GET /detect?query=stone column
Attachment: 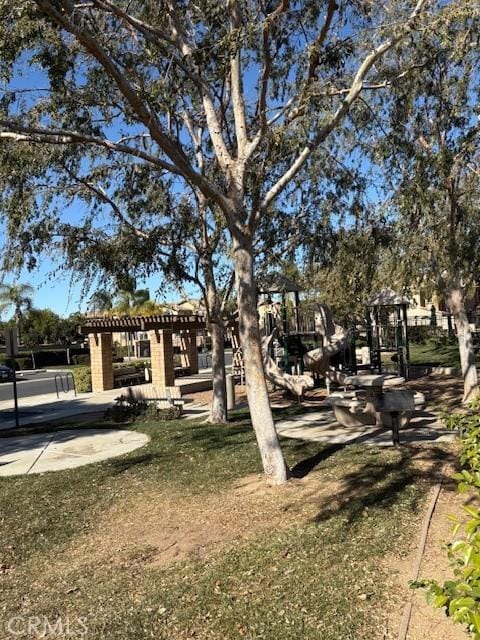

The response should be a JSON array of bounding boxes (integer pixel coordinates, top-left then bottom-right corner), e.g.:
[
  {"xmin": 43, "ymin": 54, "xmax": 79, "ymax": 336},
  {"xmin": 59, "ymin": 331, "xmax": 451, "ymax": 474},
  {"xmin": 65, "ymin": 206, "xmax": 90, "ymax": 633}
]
[
  {"xmin": 89, "ymin": 333, "xmax": 114, "ymax": 392},
  {"xmin": 179, "ymin": 331, "xmax": 199, "ymax": 374},
  {"xmin": 149, "ymin": 329, "xmax": 175, "ymax": 387}
]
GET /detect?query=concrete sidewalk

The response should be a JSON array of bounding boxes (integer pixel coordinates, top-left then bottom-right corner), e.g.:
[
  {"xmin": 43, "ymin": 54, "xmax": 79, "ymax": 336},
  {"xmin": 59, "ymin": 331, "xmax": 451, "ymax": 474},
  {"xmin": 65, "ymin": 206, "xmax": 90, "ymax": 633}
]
[
  {"xmin": 0, "ymin": 373, "xmax": 212, "ymax": 430},
  {"xmin": 0, "ymin": 428, "xmax": 150, "ymax": 476},
  {"xmin": 275, "ymin": 408, "xmax": 456, "ymax": 447}
]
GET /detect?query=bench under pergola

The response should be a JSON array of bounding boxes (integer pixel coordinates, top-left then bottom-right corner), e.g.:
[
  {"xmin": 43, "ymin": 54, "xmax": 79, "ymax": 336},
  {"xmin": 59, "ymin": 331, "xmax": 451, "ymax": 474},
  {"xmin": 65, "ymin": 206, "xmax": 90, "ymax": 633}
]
[{"xmin": 80, "ymin": 315, "xmax": 206, "ymax": 392}]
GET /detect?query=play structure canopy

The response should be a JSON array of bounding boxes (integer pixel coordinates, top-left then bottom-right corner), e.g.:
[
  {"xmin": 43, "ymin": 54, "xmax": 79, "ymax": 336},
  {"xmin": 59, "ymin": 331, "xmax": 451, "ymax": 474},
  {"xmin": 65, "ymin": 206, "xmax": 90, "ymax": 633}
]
[
  {"xmin": 257, "ymin": 274, "xmax": 303, "ymax": 294},
  {"xmin": 366, "ymin": 288, "xmax": 410, "ymax": 307}
]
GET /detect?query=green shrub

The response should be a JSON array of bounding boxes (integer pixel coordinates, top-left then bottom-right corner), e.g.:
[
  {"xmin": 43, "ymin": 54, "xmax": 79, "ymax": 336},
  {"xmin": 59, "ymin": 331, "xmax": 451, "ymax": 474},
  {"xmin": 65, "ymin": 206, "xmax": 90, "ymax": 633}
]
[
  {"xmin": 430, "ymin": 333, "xmax": 459, "ymax": 348},
  {"xmin": 16, "ymin": 357, "xmax": 33, "ymax": 370},
  {"xmin": 113, "ymin": 344, "xmax": 129, "ymax": 357},
  {"xmin": 0, "ymin": 355, "xmax": 33, "ymax": 370},
  {"xmin": 72, "ymin": 354, "xmax": 90, "ymax": 365},
  {"xmin": 105, "ymin": 394, "xmax": 181, "ymax": 423},
  {"xmin": 414, "ymin": 400, "xmax": 480, "ymax": 637},
  {"xmin": 408, "ymin": 326, "xmax": 445, "ymax": 344},
  {"xmin": 132, "ymin": 359, "xmax": 150, "ymax": 372},
  {"xmin": 72, "ymin": 366, "xmax": 92, "ymax": 393}
]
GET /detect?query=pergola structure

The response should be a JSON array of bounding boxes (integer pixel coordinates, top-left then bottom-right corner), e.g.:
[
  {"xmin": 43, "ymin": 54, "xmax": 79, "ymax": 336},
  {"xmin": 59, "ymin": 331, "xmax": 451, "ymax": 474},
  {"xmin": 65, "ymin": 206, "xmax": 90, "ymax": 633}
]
[{"xmin": 80, "ymin": 315, "xmax": 206, "ymax": 392}]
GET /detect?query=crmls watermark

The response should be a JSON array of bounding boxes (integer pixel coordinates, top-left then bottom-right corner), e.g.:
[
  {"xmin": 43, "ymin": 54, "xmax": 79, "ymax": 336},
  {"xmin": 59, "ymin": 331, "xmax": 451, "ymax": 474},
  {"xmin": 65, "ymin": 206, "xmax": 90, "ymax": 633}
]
[{"xmin": 5, "ymin": 615, "xmax": 88, "ymax": 638}]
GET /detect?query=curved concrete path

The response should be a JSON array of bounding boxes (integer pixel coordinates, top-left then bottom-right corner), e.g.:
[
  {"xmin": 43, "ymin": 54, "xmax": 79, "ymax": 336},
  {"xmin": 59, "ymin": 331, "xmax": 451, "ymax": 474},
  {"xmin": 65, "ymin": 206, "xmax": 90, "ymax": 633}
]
[
  {"xmin": 275, "ymin": 408, "xmax": 456, "ymax": 446},
  {"xmin": 0, "ymin": 429, "xmax": 149, "ymax": 477}
]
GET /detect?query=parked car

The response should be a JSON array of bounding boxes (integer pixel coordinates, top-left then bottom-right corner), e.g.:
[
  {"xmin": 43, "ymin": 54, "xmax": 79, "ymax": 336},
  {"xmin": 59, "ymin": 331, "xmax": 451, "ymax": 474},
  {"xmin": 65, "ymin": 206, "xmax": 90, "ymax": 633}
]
[{"xmin": 0, "ymin": 364, "xmax": 14, "ymax": 381}]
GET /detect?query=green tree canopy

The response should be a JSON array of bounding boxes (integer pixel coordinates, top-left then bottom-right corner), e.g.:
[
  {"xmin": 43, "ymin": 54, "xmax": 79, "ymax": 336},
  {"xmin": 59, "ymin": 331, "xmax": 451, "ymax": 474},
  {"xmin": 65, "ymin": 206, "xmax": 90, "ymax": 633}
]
[{"xmin": 0, "ymin": 0, "xmax": 461, "ymax": 482}]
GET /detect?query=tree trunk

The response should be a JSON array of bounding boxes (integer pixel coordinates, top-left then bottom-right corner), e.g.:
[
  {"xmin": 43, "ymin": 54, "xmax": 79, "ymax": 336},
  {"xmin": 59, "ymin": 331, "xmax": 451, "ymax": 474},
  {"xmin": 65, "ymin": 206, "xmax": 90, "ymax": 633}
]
[
  {"xmin": 209, "ymin": 317, "xmax": 227, "ymax": 423},
  {"xmin": 447, "ymin": 286, "xmax": 479, "ymax": 403},
  {"xmin": 232, "ymin": 232, "xmax": 289, "ymax": 485},
  {"xmin": 15, "ymin": 309, "xmax": 21, "ymax": 345},
  {"xmin": 202, "ymin": 256, "xmax": 228, "ymax": 423}
]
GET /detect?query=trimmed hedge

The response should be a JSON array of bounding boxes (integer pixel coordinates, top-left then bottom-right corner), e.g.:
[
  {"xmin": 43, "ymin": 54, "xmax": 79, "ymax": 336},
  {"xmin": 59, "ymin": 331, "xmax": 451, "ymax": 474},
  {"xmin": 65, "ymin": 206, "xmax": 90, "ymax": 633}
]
[
  {"xmin": 0, "ymin": 355, "xmax": 33, "ymax": 370},
  {"xmin": 0, "ymin": 348, "xmax": 90, "ymax": 368},
  {"xmin": 72, "ymin": 366, "xmax": 92, "ymax": 393}
]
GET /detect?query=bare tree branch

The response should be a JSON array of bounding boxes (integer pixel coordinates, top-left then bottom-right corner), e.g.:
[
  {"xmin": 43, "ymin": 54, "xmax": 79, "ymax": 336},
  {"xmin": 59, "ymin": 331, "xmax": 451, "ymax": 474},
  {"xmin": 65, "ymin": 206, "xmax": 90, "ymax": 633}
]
[{"xmin": 0, "ymin": 123, "xmax": 177, "ymax": 171}]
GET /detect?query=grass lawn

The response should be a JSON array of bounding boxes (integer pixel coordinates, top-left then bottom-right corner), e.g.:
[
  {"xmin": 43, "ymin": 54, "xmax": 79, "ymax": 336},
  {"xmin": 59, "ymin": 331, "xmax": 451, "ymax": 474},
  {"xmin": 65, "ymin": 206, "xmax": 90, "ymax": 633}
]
[
  {"xmin": 409, "ymin": 339, "xmax": 480, "ymax": 368},
  {"xmin": 409, "ymin": 341, "xmax": 460, "ymax": 367},
  {"xmin": 0, "ymin": 409, "xmax": 451, "ymax": 639}
]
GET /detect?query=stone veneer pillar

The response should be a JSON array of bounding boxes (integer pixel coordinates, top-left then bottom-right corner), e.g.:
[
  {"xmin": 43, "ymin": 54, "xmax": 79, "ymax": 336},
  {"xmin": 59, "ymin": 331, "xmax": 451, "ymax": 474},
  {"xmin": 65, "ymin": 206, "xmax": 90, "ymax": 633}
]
[
  {"xmin": 149, "ymin": 329, "xmax": 175, "ymax": 387},
  {"xmin": 89, "ymin": 333, "xmax": 114, "ymax": 392},
  {"xmin": 179, "ymin": 331, "xmax": 199, "ymax": 374}
]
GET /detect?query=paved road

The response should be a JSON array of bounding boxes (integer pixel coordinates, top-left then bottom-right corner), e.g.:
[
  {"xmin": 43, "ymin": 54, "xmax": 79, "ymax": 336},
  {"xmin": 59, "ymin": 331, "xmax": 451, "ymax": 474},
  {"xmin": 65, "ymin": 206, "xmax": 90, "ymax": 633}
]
[
  {"xmin": 0, "ymin": 350, "xmax": 233, "ymax": 405},
  {"xmin": 0, "ymin": 371, "xmax": 71, "ymax": 403}
]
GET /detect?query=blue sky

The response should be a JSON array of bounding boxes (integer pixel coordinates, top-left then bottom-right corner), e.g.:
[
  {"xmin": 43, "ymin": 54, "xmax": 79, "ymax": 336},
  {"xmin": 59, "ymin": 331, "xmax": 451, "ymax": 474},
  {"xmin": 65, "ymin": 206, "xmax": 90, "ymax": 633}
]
[
  {"xmin": 1, "ymin": 11, "xmax": 379, "ymax": 317},
  {"xmin": 1, "ymin": 62, "xmax": 202, "ymax": 316},
  {"xmin": 7, "ymin": 262, "xmax": 186, "ymax": 316}
]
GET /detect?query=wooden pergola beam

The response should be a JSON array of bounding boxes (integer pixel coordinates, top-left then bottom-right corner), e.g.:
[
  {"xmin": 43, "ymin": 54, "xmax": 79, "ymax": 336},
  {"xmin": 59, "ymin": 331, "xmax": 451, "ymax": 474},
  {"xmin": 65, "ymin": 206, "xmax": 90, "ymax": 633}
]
[{"xmin": 79, "ymin": 314, "xmax": 206, "ymax": 334}]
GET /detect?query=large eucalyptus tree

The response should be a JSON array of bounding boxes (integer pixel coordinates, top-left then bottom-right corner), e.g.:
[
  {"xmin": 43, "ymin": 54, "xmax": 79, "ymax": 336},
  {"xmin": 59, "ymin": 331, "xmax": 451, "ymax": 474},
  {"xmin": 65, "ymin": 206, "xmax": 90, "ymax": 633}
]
[
  {"xmin": 0, "ymin": 0, "xmax": 452, "ymax": 482},
  {"xmin": 374, "ymin": 10, "xmax": 480, "ymax": 402}
]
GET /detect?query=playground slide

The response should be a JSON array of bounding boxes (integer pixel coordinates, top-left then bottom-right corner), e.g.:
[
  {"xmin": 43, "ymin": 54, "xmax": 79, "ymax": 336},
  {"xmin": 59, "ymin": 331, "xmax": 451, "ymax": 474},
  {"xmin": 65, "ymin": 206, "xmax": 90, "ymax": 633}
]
[
  {"xmin": 261, "ymin": 333, "xmax": 314, "ymax": 398},
  {"xmin": 260, "ymin": 304, "xmax": 351, "ymax": 396},
  {"xmin": 303, "ymin": 304, "xmax": 352, "ymax": 384},
  {"xmin": 303, "ymin": 330, "xmax": 351, "ymax": 384}
]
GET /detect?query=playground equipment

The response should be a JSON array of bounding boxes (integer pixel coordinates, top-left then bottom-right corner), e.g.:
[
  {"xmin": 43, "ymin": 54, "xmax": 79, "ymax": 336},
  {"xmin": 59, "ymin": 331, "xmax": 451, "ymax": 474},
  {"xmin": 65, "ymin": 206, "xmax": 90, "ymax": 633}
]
[
  {"xmin": 261, "ymin": 332, "xmax": 314, "ymax": 397},
  {"xmin": 231, "ymin": 276, "xmax": 414, "ymax": 403},
  {"xmin": 365, "ymin": 288, "xmax": 410, "ymax": 378},
  {"xmin": 303, "ymin": 304, "xmax": 353, "ymax": 383},
  {"xmin": 259, "ymin": 302, "xmax": 355, "ymax": 396}
]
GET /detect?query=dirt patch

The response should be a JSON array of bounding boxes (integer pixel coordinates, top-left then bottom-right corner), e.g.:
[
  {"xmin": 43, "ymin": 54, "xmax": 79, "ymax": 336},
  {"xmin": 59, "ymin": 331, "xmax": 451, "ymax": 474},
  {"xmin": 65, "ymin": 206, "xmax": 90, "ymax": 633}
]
[
  {"xmin": 54, "ymin": 445, "xmax": 456, "ymax": 581},
  {"xmin": 183, "ymin": 384, "xmax": 328, "ymax": 413},
  {"xmin": 386, "ymin": 471, "xmax": 472, "ymax": 640},
  {"xmin": 61, "ymin": 473, "xmax": 336, "ymax": 570}
]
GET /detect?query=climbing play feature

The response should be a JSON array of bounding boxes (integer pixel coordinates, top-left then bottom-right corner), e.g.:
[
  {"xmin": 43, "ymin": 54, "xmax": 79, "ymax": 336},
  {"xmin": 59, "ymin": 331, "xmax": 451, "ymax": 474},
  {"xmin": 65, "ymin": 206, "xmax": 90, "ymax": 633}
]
[
  {"xmin": 261, "ymin": 333, "xmax": 314, "ymax": 397},
  {"xmin": 260, "ymin": 303, "xmax": 354, "ymax": 397},
  {"xmin": 303, "ymin": 304, "xmax": 353, "ymax": 383},
  {"xmin": 365, "ymin": 288, "xmax": 411, "ymax": 378}
]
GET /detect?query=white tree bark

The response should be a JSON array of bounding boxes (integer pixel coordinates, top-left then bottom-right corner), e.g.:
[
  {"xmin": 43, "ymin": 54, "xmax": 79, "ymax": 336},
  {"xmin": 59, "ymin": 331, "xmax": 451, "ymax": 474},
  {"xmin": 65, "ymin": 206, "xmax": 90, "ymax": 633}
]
[
  {"xmin": 447, "ymin": 286, "xmax": 479, "ymax": 403},
  {"xmin": 232, "ymin": 232, "xmax": 288, "ymax": 484}
]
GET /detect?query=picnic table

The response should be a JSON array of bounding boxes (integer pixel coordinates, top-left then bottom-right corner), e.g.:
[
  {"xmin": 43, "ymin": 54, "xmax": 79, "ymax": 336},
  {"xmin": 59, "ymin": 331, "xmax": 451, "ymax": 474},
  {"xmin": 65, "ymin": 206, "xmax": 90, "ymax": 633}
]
[{"xmin": 326, "ymin": 374, "xmax": 417, "ymax": 445}]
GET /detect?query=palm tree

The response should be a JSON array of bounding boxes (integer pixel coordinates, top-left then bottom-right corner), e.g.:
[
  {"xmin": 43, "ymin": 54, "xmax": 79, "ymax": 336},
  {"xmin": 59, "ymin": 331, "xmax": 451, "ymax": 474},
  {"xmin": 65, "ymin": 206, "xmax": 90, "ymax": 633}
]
[
  {"xmin": 114, "ymin": 288, "xmax": 150, "ymax": 315},
  {"xmin": 113, "ymin": 287, "xmax": 151, "ymax": 358},
  {"xmin": 0, "ymin": 283, "xmax": 34, "ymax": 344}
]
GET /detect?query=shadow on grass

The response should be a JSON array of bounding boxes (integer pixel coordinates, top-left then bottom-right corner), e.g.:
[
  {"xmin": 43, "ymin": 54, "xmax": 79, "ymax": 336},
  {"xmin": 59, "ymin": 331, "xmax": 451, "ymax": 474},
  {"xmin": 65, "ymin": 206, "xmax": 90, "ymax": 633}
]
[
  {"xmin": 307, "ymin": 445, "xmax": 456, "ymax": 526},
  {"xmin": 108, "ymin": 453, "xmax": 158, "ymax": 473},
  {"xmin": 290, "ymin": 443, "xmax": 347, "ymax": 479}
]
